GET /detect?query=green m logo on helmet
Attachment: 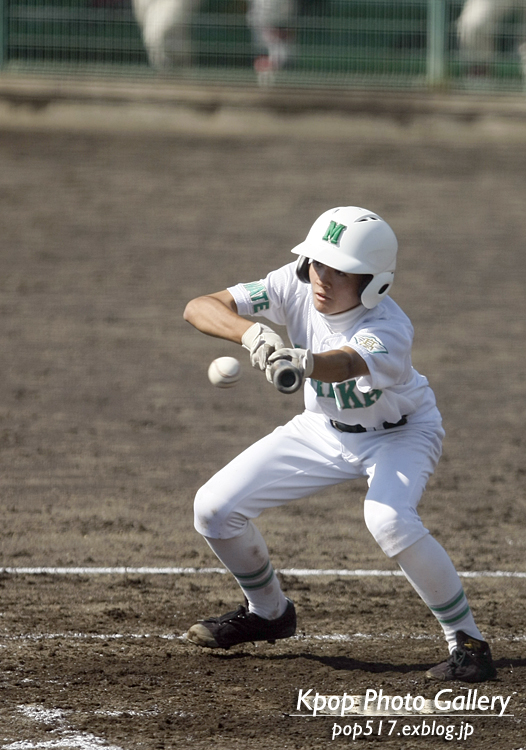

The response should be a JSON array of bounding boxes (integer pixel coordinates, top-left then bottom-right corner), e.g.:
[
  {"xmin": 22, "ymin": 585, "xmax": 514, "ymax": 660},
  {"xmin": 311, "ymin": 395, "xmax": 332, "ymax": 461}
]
[{"xmin": 322, "ymin": 220, "xmax": 347, "ymax": 245}]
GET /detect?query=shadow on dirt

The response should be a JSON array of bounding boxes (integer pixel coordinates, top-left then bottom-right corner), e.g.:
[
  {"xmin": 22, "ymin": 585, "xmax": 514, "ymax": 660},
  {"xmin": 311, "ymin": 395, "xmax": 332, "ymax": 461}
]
[{"xmin": 204, "ymin": 649, "xmax": 431, "ymax": 674}]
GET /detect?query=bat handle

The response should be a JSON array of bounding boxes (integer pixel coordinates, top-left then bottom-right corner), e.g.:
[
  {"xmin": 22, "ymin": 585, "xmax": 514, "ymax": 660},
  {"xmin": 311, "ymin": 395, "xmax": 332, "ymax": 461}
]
[{"xmin": 269, "ymin": 359, "xmax": 303, "ymax": 394}]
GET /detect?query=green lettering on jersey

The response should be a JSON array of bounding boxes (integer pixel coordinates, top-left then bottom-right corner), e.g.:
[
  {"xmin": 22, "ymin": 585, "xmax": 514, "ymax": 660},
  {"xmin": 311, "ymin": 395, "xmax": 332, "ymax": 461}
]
[
  {"xmin": 335, "ymin": 380, "xmax": 365, "ymax": 409},
  {"xmin": 322, "ymin": 221, "xmax": 347, "ymax": 245},
  {"xmin": 362, "ymin": 389, "xmax": 383, "ymax": 407},
  {"xmin": 243, "ymin": 281, "xmax": 270, "ymax": 312},
  {"xmin": 314, "ymin": 379, "xmax": 324, "ymax": 397},
  {"xmin": 311, "ymin": 378, "xmax": 382, "ymax": 409},
  {"xmin": 310, "ymin": 379, "xmax": 335, "ymax": 399},
  {"xmin": 336, "ymin": 381, "xmax": 384, "ymax": 410}
]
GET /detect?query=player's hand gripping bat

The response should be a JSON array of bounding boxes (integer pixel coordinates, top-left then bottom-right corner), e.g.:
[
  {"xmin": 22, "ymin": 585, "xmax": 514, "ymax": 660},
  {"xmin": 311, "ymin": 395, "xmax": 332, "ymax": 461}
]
[
  {"xmin": 267, "ymin": 348, "xmax": 314, "ymax": 394},
  {"xmin": 241, "ymin": 322, "xmax": 285, "ymax": 370}
]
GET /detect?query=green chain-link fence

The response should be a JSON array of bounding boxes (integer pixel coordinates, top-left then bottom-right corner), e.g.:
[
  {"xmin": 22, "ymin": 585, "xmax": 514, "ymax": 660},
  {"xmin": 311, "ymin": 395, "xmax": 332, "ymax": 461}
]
[{"xmin": 0, "ymin": 0, "xmax": 525, "ymax": 90}]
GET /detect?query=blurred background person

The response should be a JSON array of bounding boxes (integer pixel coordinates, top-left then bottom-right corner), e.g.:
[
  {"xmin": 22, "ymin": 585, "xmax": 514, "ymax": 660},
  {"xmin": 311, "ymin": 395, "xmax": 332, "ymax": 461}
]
[
  {"xmin": 132, "ymin": 0, "xmax": 197, "ymax": 68},
  {"xmin": 457, "ymin": 0, "xmax": 526, "ymax": 77},
  {"xmin": 132, "ymin": 0, "xmax": 297, "ymax": 80}
]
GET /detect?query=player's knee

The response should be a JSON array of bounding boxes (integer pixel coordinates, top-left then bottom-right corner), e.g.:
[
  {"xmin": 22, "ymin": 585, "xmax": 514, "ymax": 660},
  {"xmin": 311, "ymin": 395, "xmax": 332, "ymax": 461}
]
[
  {"xmin": 194, "ymin": 484, "xmax": 222, "ymax": 536},
  {"xmin": 364, "ymin": 502, "xmax": 395, "ymax": 548},
  {"xmin": 364, "ymin": 500, "xmax": 426, "ymax": 557},
  {"xmin": 193, "ymin": 483, "xmax": 246, "ymax": 539}
]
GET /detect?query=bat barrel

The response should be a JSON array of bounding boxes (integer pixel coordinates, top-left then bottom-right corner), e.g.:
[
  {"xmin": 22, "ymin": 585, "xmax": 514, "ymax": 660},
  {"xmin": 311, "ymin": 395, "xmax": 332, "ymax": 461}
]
[{"xmin": 269, "ymin": 359, "xmax": 303, "ymax": 394}]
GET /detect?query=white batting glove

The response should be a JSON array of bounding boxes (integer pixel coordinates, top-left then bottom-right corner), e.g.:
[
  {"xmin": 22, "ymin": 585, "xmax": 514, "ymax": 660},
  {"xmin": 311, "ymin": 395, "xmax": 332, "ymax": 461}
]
[
  {"xmin": 266, "ymin": 347, "xmax": 314, "ymax": 384},
  {"xmin": 241, "ymin": 322, "xmax": 285, "ymax": 371}
]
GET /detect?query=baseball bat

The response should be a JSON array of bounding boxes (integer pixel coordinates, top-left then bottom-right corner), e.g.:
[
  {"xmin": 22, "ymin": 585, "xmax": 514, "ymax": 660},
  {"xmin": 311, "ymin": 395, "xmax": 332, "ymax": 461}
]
[{"xmin": 269, "ymin": 359, "xmax": 303, "ymax": 394}]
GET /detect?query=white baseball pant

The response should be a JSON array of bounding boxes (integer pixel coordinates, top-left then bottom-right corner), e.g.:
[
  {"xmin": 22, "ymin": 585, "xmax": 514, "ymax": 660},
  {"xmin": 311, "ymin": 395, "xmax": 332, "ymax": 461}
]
[{"xmin": 194, "ymin": 409, "xmax": 444, "ymax": 558}]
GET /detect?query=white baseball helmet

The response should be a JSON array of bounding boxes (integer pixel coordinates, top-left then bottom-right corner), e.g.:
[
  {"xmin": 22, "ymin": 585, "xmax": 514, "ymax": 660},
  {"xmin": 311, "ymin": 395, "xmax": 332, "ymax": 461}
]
[{"xmin": 291, "ymin": 206, "xmax": 398, "ymax": 309}]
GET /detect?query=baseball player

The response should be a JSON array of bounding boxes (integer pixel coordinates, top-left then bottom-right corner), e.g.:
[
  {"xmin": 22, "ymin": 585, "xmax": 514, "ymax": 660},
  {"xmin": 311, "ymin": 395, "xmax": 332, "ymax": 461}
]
[
  {"xmin": 457, "ymin": 0, "xmax": 526, "ymax": 76},
  {"xmin": 183, "ymin": 206, "xmax": 497, "ymax": 683},
  {"xmin": 132, "ymin": 0, "xmax": 295, "ymax": 80}
]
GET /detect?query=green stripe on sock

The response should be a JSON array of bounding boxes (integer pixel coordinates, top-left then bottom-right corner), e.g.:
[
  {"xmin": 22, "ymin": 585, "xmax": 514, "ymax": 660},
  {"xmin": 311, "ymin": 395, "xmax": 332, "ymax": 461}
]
[
  {"xmin": 233, "ymin": 560, "xmax": 270, "ymax": 582},
  {"xmin": 237, "ymin": 568, "xmax": 275, "ymax": 591},
  {"xmin": 429, "ymin": 589, "xmax": 465, "ymax": 614},
  {"xmin": 436, "ymin": 604, "xmax": 471, "ymax": 625}
]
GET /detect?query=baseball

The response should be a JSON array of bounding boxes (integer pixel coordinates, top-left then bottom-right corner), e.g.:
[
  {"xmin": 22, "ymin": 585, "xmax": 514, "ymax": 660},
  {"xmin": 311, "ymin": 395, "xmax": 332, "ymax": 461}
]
[{"xmin": 208, "ymin": 357, "xmax": 241, "ymax": 388}]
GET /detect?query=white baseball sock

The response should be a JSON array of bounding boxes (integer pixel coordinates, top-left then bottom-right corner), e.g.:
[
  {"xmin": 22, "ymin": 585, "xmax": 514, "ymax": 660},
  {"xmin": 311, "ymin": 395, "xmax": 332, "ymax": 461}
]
[
  {"xmin": 394, "ymin": 534, "xmax": 484, "ymax": 652},
  {"xmin": 204, "ymin": 522, "xmax": 288, "ymax": 621}
]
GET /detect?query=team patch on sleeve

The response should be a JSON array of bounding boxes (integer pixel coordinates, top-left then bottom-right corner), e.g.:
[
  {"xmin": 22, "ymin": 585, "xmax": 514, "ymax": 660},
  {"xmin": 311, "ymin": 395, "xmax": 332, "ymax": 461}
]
[
  {"xmin": 351, "ymin": 333, "xmax": 388, "ymax": 354},
  {"xmin": 242, "ymin": 281, "xmax": 270, "ymax": 312}
]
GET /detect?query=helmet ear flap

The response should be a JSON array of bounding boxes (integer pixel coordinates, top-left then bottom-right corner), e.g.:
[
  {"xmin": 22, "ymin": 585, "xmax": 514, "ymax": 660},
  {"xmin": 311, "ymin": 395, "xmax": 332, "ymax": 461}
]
[
  {"xmin": 297, "ymin": 257, "xmax": 393, "ymax": 307},
  {"xmin": 296, "ymin": 255, "xmax": 311, "ymax": 284},
  {"xmin": 360, "ymin": 271, "xmax": 394, "ymax": 309}
]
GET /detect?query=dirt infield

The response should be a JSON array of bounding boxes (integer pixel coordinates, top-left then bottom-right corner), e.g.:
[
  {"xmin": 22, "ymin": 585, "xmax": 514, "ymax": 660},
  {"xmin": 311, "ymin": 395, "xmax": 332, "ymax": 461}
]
[{"xmin": 0, "ymin": 116, "xmax": 525, "ymax": 748}]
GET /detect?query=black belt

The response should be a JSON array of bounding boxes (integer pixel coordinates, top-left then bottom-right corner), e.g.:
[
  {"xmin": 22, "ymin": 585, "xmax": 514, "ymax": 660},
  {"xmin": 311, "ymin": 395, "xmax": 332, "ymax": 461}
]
[{"xmin": 330, "ymin": 416, "xmax": 407, "ymax": 434}]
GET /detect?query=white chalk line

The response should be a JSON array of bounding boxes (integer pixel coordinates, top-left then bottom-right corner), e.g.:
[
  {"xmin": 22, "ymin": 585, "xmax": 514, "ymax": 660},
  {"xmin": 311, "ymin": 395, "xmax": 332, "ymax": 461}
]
[
  {"xmin": 1, "ymin": 567, "xmax": 526, "ymax": 578},
  {"xmin": 0, "ymin": 631, "xmax": 422, "ymax": 645},
  {"xmin": 1, "ymin": 704, "xmax": 195, "ymax": 750},
  {"xmin": 1, "ymin": 631, "xmax": 526, "ymax": 645},
  {"xmin": 1, "ymin": 705, "xmax": 127, "ymax": 750}
]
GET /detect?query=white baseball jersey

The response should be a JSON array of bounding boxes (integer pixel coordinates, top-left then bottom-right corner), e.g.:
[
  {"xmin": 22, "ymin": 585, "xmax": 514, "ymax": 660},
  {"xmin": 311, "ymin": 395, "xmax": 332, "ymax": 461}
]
[{"xmin": 228, "ymin": 262, "xmax": 440, "ymax": 430}]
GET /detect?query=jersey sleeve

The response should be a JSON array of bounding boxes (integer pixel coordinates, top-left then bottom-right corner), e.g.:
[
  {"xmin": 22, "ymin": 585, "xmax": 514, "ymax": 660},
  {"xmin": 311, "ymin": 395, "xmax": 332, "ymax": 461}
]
[
  {"xmin": 227, "ymin": 262, "xmax": 302, "ymax": 327},
  {"xmin": 346, "ymin": 320, "xmax": 414, "ymax": 392}
]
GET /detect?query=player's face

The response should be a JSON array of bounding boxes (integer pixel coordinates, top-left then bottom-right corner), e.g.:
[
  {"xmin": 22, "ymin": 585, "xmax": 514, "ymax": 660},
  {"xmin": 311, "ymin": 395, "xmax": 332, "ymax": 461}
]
[{"xmin": 308, "ymin": 260, "xmax": 362, "ymax": 314}]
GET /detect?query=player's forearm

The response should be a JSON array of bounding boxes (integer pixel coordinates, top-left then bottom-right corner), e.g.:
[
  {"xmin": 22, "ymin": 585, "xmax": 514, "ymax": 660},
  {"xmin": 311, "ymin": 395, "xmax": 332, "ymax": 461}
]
[
  {"xmin": 183, "ymin": 295, "xmax": 252, "ymax": 344},
  {"xmin": 311, "ymin": 347, "xmax": 369, "ymax": 384}
]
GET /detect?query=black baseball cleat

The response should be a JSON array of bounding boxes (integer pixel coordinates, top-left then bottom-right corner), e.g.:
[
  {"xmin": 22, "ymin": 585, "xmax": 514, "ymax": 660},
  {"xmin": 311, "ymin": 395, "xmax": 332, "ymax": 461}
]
[
  {"xmin": 185, "ymin": 598, "xmax": 296, "ymax": 650},
  {"xmin": 425, "ymin": 630, "xmax": 497, "ymax": 683}
]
